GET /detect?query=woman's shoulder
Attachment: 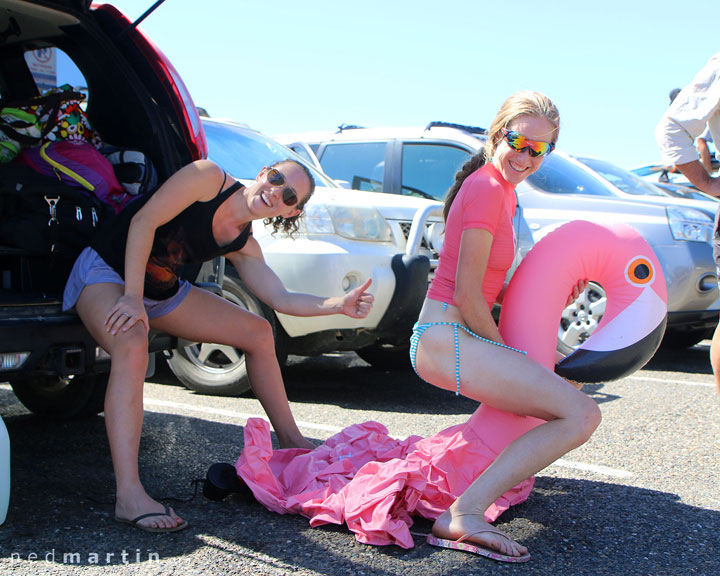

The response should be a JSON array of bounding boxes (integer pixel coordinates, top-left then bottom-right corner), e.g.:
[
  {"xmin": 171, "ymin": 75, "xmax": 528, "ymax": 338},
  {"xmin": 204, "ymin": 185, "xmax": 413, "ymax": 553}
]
[
  {"xmin": 178, "ymin": 160, "xmax": 230, "ymax": 200},
  {"xmin": 177, "ymin": 159, "xmax": 225, "ymax": 185},
  {"xmin": 460, "ymin": 166, "xmax": 504, "ymax": 200}
]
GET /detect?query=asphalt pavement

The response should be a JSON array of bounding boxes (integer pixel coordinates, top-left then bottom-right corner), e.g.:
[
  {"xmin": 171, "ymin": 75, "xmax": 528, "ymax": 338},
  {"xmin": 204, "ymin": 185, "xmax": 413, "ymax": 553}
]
[{"xmin": 0, "ymin": 344, "xmax": 718, "ymax": 576}]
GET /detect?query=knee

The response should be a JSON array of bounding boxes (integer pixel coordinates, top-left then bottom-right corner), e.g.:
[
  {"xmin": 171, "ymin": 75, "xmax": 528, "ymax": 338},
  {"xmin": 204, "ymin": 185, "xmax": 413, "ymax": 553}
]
[
  {"xmin": 111, "ymin": 328, "xmax": 149, "ymax": 376},
  {"xmin": 242, "ymin": 315, "xmax": 275, "ymax": 354},
  {"xmin": 573, "ymin": 397, "xmax": 602, "ymax": 445}
]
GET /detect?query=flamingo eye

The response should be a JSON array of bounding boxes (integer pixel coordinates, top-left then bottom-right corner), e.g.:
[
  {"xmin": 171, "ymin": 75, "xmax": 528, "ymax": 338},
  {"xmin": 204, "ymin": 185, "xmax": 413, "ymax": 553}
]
[{"xmin": 625, "ymin": 257, "xmax": 654, "ymax": 286}]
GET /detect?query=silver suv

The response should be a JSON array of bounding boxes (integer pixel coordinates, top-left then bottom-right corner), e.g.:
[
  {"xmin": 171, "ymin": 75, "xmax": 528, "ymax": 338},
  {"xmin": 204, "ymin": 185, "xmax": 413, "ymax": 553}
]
[
  {"xmin": 164, "ymin": 117, "xmax": 445, "ymax": 395},
  {"xmin": 278, "ymin": 122, "xmax": 720, "ymax": 350}
]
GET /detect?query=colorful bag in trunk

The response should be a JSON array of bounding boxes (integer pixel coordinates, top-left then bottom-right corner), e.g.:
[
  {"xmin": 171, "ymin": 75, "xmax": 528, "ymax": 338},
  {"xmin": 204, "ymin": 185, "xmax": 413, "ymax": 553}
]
[{"xmin": 18, "ymin": 140, "xmax": 133, "ymax": 214}]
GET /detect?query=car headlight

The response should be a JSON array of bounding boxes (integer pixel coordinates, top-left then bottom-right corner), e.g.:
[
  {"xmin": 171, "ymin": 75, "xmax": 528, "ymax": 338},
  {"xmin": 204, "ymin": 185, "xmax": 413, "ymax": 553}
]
[
  {"xmin": 302, "ymin": 203, "xmax": 392, "ymax": 242},
  {"xmin": 301, "ymin": 203, "xmax": 336, "ymax": 234},
  {"xmin": 666, "ymin": 206, "xmax": 713, "ymax": 243},
  {"xmin": 425, "ymin": 222, "xmax": 445, "ymax": 253}
]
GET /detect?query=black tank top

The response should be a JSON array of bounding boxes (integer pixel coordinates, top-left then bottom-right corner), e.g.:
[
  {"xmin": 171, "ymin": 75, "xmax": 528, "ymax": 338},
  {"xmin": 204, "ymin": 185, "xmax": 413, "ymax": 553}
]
[{"xmin": 92, "ymin": 178, "xmax": 252, "ymax": 300}]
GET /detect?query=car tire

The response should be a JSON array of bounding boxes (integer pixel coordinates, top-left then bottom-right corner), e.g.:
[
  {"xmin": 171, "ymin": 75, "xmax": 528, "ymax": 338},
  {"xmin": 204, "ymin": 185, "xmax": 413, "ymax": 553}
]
[
  {"xmin": 356, "ymin": 342, "xmax": 411, "ymax": 370},
  {"xmin": 660, "ymin": 327, "xmax": 713, "ymax": 349},
  {"xmin": 166, "ymin": 274, "xmax": 287, "ymax": 396},
  {"xmin": 9, "ymin": 374, "xmax": 107, "ymax": 419}
]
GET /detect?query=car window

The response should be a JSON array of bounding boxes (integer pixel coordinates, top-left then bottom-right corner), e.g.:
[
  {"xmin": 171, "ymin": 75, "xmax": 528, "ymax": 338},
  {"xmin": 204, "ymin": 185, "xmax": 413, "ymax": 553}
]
[
  {"xmin": 287, "ymin": 144, "xmax": 315, "ymax": 164},
  {"xmin": 659, "ymin": 183, "xmax": 719, "ymax": 202},
  {"xmin": 580, "ymin": 158, "xmax": 665, "ymax": 197},
  {"xmin": 401, "ymin": 143, "xmax": 470, "ymax": 200},
  {"xmin": 25, "ymin": 47, "xmax": 87, "ymax": 97},
  {"xmin": 525, "ymin": 154, "xmax": 614, "ymax": 196},
  {"xmin": 203, "ymin": 121, "xmax": 336, "ymax": 187},
  {"xmin": 318, "ymin": 142, "xmax": 385, "ymax": 192}
]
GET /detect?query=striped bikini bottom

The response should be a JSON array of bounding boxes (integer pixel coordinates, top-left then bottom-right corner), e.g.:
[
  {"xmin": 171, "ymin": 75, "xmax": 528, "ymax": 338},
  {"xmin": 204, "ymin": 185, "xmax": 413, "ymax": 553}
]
[{"xmin": 409, "ymin": 304, "xmax": 526, "ymax": 396}]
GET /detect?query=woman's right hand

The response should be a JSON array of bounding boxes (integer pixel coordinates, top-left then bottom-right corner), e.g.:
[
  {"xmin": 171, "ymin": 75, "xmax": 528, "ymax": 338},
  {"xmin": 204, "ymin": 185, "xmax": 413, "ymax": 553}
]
[
  {"xmin": 565, "ymin": 279, "xmax": 588, "ymax": 307},
  {"xmin": 105, "ymin": 294, "xmax": 148, "ymax": 335}
]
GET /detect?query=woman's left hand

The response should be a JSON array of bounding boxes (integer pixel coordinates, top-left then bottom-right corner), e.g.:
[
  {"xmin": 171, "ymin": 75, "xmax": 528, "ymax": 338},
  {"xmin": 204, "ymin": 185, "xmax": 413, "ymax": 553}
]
[
  {"xmin": 341, "ymin": 278, "xmax": 374, "ymax": 318},
  {"xmin": 565, "ymin": 279, "xmax": 588, "ymax": 307},
  {"xmin": 105, "ymin": 293, "xmax": 149, "ymax": 336}
]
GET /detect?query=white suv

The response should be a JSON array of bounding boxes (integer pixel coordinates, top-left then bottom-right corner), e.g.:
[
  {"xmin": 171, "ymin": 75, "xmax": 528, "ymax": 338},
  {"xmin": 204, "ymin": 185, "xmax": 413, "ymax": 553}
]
[
  {"xmin": 278, "ymin": 122, "xmax": 720, "ymax": 351},
  {"xmin": 163, "ymin": 118, "xmax": 443, "ymax": 395}
]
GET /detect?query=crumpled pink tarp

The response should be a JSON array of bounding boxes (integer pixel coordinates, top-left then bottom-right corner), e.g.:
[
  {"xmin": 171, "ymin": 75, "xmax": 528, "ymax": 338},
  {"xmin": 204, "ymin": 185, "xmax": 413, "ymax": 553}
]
[{"xmin": 235, "ymin": 405, "xmax": 542, "ymax": 549}]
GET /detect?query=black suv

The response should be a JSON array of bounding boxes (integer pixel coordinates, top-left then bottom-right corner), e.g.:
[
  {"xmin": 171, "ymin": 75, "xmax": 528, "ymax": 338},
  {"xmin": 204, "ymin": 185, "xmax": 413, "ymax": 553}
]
[{"xmin": 0, "ymin": 0, "xmax": 216, "ymax": 418}]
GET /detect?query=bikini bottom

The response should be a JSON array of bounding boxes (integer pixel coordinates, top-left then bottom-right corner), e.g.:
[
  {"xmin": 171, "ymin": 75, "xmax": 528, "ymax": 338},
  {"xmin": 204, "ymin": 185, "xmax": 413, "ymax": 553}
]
[{"xmin": 409, "ymin": 304, "xmax": 526, "ymax": 396}]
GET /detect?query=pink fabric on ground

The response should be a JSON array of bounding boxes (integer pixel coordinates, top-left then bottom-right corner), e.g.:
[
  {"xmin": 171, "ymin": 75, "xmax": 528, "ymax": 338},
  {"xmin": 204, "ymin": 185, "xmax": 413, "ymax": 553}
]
[
  {"xmin": 235, "ymin": 407, "xmax": 541, "ymax": 548},
  {"xmin": 234, "ymin": 221, "xmax": 666, "ymax": 549}
]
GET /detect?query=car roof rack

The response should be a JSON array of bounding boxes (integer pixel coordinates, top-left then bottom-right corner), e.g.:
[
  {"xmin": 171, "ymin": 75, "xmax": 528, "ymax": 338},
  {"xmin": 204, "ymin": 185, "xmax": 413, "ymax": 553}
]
[
  {"xmin": 336, "ymin": 124, "xmax": 365, "ymax": 133},
  {"xmin": 424, "ymin": 121, "xmax": 487, "ymax": 135}
]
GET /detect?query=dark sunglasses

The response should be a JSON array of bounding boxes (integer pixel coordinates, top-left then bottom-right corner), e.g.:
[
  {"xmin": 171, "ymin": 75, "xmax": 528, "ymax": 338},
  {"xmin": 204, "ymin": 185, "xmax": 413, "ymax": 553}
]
[
  {"xmin": 266, "ymin": 168, "xmax": 298, "ymax": 206},
  {"xmin": 501, "ymin": 128, "xmax": 555, "ymax": 157}
]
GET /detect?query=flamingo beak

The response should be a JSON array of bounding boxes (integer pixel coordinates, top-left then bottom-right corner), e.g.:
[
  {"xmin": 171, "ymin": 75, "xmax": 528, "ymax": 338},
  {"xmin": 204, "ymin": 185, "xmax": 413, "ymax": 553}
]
[{"xmin": 556, "ymin": 287, "xmax": 668, "ymax": 383}]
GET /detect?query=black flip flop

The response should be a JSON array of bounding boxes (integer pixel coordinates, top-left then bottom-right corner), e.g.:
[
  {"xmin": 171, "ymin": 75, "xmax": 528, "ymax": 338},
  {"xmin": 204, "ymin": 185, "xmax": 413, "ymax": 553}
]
[{"xmin": 115, "ymin": 504, "xmax": 189, "ymax": 533}]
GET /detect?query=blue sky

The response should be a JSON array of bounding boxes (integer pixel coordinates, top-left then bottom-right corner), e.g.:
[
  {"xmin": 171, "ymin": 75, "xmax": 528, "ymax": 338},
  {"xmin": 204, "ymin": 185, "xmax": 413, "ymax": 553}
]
[{"xmin": 104, "ymin": 0, "xmax": 717, "ymax": 170}]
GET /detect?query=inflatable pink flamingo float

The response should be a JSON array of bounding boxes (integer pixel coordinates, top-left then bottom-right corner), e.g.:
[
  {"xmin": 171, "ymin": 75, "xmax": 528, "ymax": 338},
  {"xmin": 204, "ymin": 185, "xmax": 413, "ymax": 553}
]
[{"xmin": 232, "ymin": 220, "xmax": 668, "ymax": 548}]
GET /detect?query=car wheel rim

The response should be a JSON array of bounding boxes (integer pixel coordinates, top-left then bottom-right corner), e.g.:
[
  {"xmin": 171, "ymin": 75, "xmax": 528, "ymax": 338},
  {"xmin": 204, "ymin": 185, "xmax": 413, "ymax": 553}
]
[
  {"xmin": 179, "ymin": 284, "xmax": 248, "ymax": 374},
  {"xmin": 558, "ymin": 283, "xmax": 606, "ymax": 350}
]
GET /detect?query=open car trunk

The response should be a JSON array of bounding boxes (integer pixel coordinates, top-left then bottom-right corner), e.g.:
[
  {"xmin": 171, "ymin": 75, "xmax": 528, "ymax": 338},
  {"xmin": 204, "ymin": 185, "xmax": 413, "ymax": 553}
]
[{"xmin": 0, "ymin": 0, "xmax": 209, "ymax": 417}]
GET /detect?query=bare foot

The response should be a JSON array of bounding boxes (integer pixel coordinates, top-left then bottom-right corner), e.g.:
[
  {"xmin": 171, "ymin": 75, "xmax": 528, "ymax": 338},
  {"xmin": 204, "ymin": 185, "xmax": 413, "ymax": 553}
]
[
  {"xmin": 115, "ymin": 489, "xmax": 185, "ymax": 531},
  {"xmin": 278, "ymin": 436, "xmax": 316, "ymax": 451},
  {"xmin": 432, "ymin": 509, "xmax": 528, "ymax": 558},
  {"xmin": 275, "ymin": 429, "xmax": 316, "ymax": 451}
]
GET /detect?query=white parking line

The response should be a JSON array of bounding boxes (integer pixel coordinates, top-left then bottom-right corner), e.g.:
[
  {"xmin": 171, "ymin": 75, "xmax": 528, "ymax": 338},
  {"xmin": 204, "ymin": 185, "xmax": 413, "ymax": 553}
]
[
  {"xmin": 549, "ymin": 458, "xmax": 632, "ymax": 478},
  {"xmin": 623, "ymin": 375, "xmax": 715, "ymax": 388},
  {"xmin": 143, "ymin": 398, "xmax": 344, "ymax": 433},
  {"xmin": 143, "ymin": 398, "xmax": 631, "ymax": 479}
]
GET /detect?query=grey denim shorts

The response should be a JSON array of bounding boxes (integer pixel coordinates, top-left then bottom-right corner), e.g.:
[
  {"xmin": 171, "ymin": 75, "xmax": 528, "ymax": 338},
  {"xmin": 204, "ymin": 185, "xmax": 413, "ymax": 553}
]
[{"xmin": 63, "ymin": 247, "xmax": 192, "ymax": 319}]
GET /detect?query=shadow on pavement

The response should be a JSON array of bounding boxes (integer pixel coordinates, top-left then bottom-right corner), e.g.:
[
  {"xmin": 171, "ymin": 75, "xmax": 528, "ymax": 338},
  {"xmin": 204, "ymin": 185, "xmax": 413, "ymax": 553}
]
[
  {"xmin": 1, "ymin": 400, "xmax": 717, "ymax": 575},
  {"xmin": 147, "ymin": 341, "xmax": 704, "ymax": 421},
  {"xmin": 641, "ymin": 342, "xmax": 712, "ymax": 376},
  {"xmin": 281, "ymin": 353, "xmax": 622, "ymax": 415},
  {"xmin": 280, "ymin": 353, "xmax": 482, "ymax": 416}
]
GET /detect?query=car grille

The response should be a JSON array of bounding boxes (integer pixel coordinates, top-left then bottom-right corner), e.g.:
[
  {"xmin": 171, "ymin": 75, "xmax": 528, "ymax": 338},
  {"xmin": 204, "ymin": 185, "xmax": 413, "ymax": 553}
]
[
  {"xmin": 398, "ymin": 221, "xmax": 439, "ymax": 285},
  {"xmin": 399, "ymin": 221, "xmax": 429, "ymax": 249}
]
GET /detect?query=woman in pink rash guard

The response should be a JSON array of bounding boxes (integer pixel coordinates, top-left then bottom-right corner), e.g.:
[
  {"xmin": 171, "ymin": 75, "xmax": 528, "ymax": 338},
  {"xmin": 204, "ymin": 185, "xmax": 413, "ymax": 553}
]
[{"xmin": 410, "ymin": 91, "xmax": 601, "ymax": 562}]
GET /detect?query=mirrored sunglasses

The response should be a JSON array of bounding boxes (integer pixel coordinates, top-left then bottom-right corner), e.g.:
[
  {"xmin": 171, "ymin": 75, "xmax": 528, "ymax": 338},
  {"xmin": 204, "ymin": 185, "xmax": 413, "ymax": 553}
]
[
  {"xmin": 266, "ymin": 168, "xmax": 298, "ymax": 206},
  {"xmin": 501, "ymin": 128, "xmax": 555, "ymax": 158}
]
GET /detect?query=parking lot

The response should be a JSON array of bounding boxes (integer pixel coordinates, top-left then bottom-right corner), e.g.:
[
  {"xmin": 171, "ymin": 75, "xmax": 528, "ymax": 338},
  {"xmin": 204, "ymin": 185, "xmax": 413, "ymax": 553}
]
[{"xmin": 0, "ymin": 344, "xmax": 719, "ymax": 576}]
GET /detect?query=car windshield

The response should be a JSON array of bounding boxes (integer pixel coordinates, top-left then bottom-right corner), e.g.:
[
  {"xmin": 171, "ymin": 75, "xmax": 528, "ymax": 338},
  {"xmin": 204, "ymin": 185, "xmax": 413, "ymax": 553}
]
[
  {"xmin": 202, "ymin": 120, "xmax": 337, "ymax": 187},
  {"xmin": 656, "ymin": 182, "xmax": 720, "ymax": 203},
  {"xmin": 523, "ymin": 154, "xmax": 615, "ymax": 196},
  {"xmin": 578, "ymin": 157, "xmax": 665, "ymax": 197}
]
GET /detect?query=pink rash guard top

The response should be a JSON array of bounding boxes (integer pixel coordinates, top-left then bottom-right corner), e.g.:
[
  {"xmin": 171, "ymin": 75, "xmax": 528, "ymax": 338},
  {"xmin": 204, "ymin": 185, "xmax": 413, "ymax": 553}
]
[{"xmin": 427, "ymin": 161, "xmax": 517, "ymax": 308}]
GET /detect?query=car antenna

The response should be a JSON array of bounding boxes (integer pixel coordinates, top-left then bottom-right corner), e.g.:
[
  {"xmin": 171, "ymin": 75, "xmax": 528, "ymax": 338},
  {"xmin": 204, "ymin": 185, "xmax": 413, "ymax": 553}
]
[{"xmin": 115, "ymin": 0, "xmax": 168, "ymax": 42}]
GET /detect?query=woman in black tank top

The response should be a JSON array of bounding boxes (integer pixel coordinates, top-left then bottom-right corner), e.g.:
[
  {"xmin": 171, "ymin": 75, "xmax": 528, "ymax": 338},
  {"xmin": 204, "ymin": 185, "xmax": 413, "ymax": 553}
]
[{"xmin": 67, "ymin": 159, "xmax": 375, "ymax": 533}]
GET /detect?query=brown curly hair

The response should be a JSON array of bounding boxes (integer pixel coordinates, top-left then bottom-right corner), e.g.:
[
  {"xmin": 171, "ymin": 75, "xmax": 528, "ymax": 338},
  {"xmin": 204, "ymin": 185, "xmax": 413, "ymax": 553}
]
[{"xmin": 262, "ymin": 159, "xmax": 316, "ymax": 237}]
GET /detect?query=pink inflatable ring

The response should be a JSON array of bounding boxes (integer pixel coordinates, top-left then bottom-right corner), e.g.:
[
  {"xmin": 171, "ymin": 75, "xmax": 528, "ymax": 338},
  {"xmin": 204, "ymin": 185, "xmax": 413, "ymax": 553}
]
[{"xmin": 499, "ymin": 219, "xmax": 668, "ymax": 382}]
